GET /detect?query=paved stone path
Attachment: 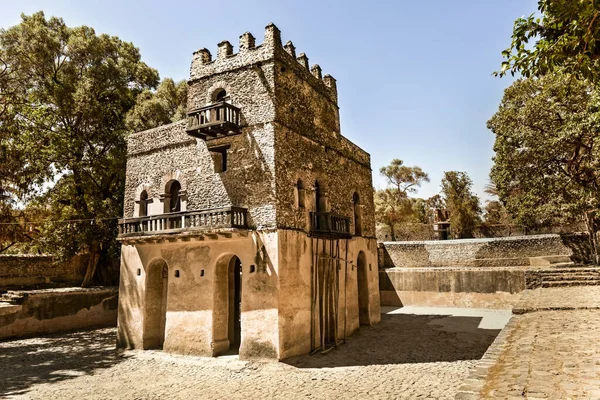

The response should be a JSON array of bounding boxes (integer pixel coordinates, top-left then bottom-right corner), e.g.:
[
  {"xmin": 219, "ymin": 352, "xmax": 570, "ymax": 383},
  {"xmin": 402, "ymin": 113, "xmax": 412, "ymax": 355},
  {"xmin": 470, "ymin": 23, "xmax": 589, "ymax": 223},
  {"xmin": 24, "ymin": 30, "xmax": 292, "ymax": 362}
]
[
  {"xmin": 457, "ymin": 286, "xmax": 600, "ymax": 399},
  {"xmin": 0, "ymin": 308, "xmax": 503, "ymax": 400}
]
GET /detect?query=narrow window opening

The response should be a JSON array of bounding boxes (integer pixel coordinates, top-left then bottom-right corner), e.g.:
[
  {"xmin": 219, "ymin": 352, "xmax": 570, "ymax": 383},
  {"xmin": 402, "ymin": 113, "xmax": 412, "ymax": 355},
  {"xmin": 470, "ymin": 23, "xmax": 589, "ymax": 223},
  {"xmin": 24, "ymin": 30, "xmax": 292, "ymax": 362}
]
[
  {"xmin": 200, "ymin": 269, "xmax": 205, "ymax": 277},
  {"xmin": 315, "ymin": 181, "xmax": 327, "ymax": 213},
  {"xmin": 137, "ymin": 268, "xmax": 141, "ymax": 276},
  {"xmin": 297, "ymin": 179, "xmax": 305, "ymax": 209},
  {"xmin": 353, "ymin": 192, "xmax": 362, "ymax": 236},
  {"xmin": 139, "ymin": 190, "xmax": 148, "ymax": 217},
  {"xmin": 169, "ymin": 181, "xmax": 181, "ymax": 213},
  {"xmin": 174, "ymin": 270, "xmax": 180, "ymax": 278},
  {"xmin": 215, "ymin": 89, "xmax": 227, "ymax": 102},
  {"xmin": 209, "ymin": 145, "xmax": 230, "ymax": 173},
  {"xmin": 249, "ymin": 265, "xmax": 256, "ymax": 273}
]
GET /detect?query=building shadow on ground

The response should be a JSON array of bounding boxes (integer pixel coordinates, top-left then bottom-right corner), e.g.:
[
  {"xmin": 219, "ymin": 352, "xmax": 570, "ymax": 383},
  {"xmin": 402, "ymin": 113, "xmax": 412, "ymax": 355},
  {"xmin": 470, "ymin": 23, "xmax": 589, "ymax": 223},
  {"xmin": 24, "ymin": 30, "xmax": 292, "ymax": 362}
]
[
  {"xmin": 0, "ymin": 327, "xmax": 127, "ymax": 397},
  {"xmin": 284, "ymin": 312, "xmax": 501, "ymax": 368}
]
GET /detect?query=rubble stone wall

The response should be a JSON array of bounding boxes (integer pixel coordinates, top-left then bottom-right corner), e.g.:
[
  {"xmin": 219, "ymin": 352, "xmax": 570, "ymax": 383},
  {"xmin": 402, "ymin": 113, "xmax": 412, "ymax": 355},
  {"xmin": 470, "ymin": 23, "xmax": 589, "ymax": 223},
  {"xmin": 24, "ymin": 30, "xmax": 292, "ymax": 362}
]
[
  {"xmin": 0, "ymin": 255, "xmax": 85, "ymax": 288},
  {"xmin": 378, "ymin": 234, "xmax": 574, "ymax": 269}
]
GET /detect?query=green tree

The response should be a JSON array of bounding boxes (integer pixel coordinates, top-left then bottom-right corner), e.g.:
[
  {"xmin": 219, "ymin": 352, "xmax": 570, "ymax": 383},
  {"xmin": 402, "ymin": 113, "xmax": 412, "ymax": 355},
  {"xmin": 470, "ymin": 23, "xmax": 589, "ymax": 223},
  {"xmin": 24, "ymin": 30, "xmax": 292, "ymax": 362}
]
[
  {"xmin": 375, "ymin": 159, "xmax": 430, "ymax": 240},
  {"xmin": 0, "ymin": 12, "xmax": 159, "ymax": 285},
  {"xmin": 497, "ymin": 1, "xmax": 600, "ymax": 82},
  {"xmin": 488, "ymin": 73, "xmax": 600, "ymax": 261},
  {"xmin": 125, "ymin": 78, "xmax": 188, "ymax": 132},
  {"xmin": 380, "ymin": 159, "xmax": 430, "ymax": 195},
  {"xmin": 440, "ymin": 171, "xmax": 481, "ymax": 239}
]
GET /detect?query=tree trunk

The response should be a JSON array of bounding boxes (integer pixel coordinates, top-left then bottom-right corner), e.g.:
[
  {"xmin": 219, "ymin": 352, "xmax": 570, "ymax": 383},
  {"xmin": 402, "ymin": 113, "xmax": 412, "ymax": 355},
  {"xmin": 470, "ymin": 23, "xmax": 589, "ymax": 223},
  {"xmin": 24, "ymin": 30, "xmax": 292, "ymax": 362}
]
[
  {"xmin": 583, "ymin": 212, "xmax": 599, "ymax": 265},
  {"xmin": 81, "ymin": 243, "xmax": 101, "ymax": 287}
]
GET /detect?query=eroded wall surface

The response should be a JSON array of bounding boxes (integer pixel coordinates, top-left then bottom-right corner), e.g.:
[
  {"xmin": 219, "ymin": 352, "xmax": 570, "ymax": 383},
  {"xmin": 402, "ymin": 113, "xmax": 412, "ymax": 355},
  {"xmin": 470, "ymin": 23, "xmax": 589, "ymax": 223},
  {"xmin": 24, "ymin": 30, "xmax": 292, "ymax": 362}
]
[
  {"xmin": 277, "ymin": 231, "xmax": 380, "ymax": 359},
  {"xmin": 0, "ymin": 287, "xmax": 117, "ymax": 339},
  {"xmin": 118, "ymin": 232, "xmax": 280, "ymax": 358}
]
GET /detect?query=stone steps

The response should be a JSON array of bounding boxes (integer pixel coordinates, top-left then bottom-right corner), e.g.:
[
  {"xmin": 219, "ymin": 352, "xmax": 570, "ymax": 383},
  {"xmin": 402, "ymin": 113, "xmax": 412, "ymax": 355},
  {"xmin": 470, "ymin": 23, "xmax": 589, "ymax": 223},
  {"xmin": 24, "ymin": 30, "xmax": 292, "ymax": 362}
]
[
  {"xmin": 0, "ymin": 291, "xmax": 28, "ymax": 305},
  {"xmin": 527, "ymin": 266, "xmax": 600, "ymax": 288},
  {"xmin": 529, "ymin": 255, "xmax": 574, "ymax": 267},
  {"xmin": 542, "ymin": 279, "xmax": 600, "ymax": 288}
]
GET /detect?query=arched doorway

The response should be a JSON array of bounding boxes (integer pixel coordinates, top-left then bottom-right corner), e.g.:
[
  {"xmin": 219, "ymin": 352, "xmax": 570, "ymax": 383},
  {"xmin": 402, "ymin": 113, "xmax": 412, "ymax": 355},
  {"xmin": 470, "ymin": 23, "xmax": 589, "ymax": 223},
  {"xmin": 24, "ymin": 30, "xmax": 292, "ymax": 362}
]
[
  {"xmin": 214, "ymin": 254, "xmax": 243, "ymax": 355},
  {"xmin": 228, "ymin": 256, "xmax": 242, "ymax": 352},
  {"xmin": 143, "ymin": 259, "xmax": 169, "ymax": 349},
  {"xmin": 357, "ymin": 251, "xmax": 369, "ymax": 325}
]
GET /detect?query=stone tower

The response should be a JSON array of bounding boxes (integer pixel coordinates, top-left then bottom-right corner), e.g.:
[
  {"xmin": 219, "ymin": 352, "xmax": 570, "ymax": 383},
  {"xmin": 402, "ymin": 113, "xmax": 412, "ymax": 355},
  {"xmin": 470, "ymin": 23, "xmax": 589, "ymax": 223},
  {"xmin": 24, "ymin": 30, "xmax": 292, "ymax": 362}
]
[{"xmin": 117, "ymin": 24, "xmax": 380, "ymax": 360}]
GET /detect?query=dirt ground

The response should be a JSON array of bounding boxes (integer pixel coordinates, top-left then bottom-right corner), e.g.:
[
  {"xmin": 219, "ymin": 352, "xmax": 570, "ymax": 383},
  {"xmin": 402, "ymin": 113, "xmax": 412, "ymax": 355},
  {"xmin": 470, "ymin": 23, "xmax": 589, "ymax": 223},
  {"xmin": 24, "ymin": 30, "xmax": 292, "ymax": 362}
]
[{"xmin": 0, "ymin": 306, "xmax": 508, "ymax": 399}]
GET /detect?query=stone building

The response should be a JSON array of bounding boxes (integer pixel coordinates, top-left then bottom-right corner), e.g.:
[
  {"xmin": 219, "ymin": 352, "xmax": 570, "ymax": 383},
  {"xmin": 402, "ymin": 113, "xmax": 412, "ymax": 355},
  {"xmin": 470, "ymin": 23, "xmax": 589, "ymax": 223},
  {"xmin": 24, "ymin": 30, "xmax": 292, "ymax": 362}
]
[{"xmin": 116, "ymin": 24, "xmax": 380, "ymax": 360}]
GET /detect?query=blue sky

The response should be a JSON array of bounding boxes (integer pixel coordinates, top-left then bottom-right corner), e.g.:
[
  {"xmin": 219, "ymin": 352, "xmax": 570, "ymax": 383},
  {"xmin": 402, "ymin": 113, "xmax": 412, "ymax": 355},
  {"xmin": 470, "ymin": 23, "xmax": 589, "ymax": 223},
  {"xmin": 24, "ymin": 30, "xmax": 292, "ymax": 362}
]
[{"xmin": 0, "ymin": 0, "xmax": 539, "ymax": 201}]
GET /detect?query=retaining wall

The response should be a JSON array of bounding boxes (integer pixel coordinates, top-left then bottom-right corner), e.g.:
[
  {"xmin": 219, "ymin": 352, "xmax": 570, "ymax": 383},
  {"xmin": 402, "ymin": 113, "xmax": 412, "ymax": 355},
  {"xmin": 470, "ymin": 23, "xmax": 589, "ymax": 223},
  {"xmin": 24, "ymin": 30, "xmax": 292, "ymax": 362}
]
[
  {"xmin": 379, "ymin": 268, "xmax": 526, "ymax": 309},
  {"xmin": 0, "ymin": 287, "xmax": 118, "ymax": 340},
  {"xmin": 378, "ymin": 234, "xmax": 577, "ymax": 269},
  {"xmin": 0, "ymin": 254, "xmax": 86, "ymax": 288},
  {"xmin": 378, "ymin": 234, "xmax": 588, "ymax": 309}
]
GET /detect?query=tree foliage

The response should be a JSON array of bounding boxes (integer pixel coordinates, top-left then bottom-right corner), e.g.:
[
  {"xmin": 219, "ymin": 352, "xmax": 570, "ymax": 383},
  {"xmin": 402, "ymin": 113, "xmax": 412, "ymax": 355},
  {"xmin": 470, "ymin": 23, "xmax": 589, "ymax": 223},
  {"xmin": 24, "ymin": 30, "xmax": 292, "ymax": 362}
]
[
  {"xmin": 125, "ymin": 78, "xmax": 188, "ymax": 132},
  {"xmin": 497, "ymin": 1, "xmax": 600, "ymax": 82},
  {"xmin": 440, "ymin": 171, "xmax": 481, "ymax": 239},
  {"xmin": 0, "ymin": 12, "xmax": 159, "ymax": 285},
  {"xmin": 488, "ymin": 73, "xmax": 600, "ymax": 260},
  {"xmin": 375, "ymin": 159, "xmax": 430, "ymax": 240}
]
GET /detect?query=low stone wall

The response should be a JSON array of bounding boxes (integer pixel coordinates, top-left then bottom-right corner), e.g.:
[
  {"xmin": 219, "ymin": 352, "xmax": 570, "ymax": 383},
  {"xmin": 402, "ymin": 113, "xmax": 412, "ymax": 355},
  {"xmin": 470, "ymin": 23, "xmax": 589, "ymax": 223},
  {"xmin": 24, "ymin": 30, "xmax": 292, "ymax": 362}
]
[
  {"xmin": 379, "ymin": 268, "xmax": 526, "ymax": 309},
  {"xmin": 378, "ymin": 234, "xmax": 577, "ymax": 269},
  {"xmin": 0, "ymin": 287, "xmax": 118, "ymax": 340},
  {"xmin": 0, "ymin": 254, "xmax": 86, "ymax": 288}
]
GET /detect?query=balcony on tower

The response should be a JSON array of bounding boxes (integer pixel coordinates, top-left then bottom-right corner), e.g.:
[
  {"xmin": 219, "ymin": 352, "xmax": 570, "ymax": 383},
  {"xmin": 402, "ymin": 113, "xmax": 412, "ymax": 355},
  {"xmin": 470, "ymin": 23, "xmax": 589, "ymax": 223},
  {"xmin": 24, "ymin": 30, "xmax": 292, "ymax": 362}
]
[
  {"xmin": 309, "ymin": 212, "xmax": 351, "ymax": 239},
  {"xmin": 118, "ymin": 206, "xmax": 248, "ymax": 239},
  {"xmin": 186, "ymin": 101, "xmax": 241, "ymax": 140}
]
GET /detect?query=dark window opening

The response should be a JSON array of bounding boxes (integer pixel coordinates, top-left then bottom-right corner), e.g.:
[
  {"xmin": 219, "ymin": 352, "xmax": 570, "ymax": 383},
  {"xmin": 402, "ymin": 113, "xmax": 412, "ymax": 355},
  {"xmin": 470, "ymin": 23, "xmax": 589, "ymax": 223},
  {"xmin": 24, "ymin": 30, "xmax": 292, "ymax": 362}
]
[
  {"xmin": 169, "ymin": 181, "xmax": 181, "ymax": 213},
  {"xmin": 353, "ymin": 192, "xmax": 362, "ymax": 236},
  {"xmin": 297, "ymin": 179, "xmax": 305, "ymax": 209},
  {"xmin": 209, "ymin": 145, "xmax": 230, "ymax": 173},
  {"xmin": 139, "ymin": 190, "xmax": 148, "ymax": 217},
  {"xmin": 215, "ymin": 89, "xmax": 227, "ymax": 102}
]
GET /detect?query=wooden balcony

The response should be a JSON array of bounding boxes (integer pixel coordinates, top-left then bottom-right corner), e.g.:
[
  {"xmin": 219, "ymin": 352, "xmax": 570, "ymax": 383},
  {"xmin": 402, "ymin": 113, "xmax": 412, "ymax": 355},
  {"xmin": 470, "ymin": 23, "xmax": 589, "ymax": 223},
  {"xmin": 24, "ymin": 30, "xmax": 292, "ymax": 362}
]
[
  {"xmin": 118, "ymin": 207, "xmax": 248, "ymax": 238},
  {"xmin": 186, "ymin": 102, "xmax": 241, "ymax": 140},
  {"xmin": 309, "ymin": 212, "xmax": 351, "ymax": 239}
]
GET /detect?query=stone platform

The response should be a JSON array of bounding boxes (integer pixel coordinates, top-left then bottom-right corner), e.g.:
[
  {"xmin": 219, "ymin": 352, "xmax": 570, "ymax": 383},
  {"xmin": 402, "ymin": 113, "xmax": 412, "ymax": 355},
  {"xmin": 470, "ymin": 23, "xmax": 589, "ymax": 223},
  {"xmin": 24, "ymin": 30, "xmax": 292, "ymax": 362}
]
[{"xmin": 456, "ymin": 286, "xmax": 600, "ymax": 399}]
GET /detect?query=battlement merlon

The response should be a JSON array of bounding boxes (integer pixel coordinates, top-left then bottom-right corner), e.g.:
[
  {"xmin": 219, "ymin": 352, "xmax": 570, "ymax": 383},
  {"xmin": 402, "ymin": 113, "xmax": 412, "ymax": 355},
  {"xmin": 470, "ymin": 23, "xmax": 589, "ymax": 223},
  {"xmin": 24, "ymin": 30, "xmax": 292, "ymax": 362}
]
[{"xmin": 188, "ymin": 23, "xmax": 337, "ymax": 103}]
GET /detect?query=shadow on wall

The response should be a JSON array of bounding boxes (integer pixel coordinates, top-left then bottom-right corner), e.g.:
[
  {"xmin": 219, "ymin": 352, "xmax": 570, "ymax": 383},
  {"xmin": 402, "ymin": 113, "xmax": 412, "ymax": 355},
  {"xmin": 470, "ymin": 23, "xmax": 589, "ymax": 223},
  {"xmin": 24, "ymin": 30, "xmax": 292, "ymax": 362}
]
[
  {"xmin": 560, "ymin": 233, "xmax": 593, "ymax": 264},
  {"xmin": 283, "ymin": 311, "xmax": 500, "ymax": 368},
  {"xmin": 0, "ymin": 328, "xmax": 129, "ymax": 397}
]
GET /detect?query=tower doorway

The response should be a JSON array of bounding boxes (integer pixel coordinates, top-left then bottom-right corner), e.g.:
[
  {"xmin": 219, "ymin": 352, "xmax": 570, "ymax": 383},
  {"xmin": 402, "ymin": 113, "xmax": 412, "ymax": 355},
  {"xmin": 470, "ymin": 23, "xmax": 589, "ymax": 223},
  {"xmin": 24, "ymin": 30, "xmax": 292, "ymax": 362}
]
[
  {"xmin": 357, "ymin": 251, "xmax": 369, "ymax": 325},
  {"xmin": 144, "ymin": 259, "xmax": 169, "ymax": 349},
  {"xmin": 228, "ymin": 256, "xmax": 242, "ymax": 353}
]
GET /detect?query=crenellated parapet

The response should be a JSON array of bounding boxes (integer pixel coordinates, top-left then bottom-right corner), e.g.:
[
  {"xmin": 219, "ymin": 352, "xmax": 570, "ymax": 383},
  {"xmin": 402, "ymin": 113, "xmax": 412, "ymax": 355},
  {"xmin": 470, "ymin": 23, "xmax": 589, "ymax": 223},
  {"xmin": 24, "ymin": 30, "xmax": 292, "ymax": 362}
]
[{"xmin": 188, "ymin": 23, "xmax": 338, "ymax": 104}]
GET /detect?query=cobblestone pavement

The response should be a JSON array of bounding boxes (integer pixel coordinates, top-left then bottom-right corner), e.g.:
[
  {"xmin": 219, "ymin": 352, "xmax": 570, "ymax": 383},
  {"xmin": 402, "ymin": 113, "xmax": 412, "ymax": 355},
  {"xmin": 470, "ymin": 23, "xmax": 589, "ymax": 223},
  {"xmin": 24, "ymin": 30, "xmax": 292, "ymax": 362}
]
[
  {"xmin": 457, "ymin": 286, "xmax": 600, "ymax": 399},
  {"xmin": 0, "ymin": 308, "xmax": 503, "ymax": 400}
]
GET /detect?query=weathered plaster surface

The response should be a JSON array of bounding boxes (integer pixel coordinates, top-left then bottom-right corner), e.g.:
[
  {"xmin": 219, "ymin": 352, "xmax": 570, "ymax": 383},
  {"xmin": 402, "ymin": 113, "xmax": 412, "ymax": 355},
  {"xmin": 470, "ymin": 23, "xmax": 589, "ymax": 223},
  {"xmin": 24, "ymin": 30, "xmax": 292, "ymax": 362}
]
[{"xmin": 0, "ymin": 287, "xmax": 117, "ymax": 340}]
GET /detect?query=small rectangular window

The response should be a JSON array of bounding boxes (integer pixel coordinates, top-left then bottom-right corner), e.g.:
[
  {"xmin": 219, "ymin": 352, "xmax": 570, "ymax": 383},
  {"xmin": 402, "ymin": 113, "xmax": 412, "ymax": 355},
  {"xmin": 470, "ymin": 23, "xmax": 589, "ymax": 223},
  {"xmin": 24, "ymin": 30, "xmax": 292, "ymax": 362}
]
[{"xmin": 209, "ymin": 144, "xmax": 230, "ymax": 173}]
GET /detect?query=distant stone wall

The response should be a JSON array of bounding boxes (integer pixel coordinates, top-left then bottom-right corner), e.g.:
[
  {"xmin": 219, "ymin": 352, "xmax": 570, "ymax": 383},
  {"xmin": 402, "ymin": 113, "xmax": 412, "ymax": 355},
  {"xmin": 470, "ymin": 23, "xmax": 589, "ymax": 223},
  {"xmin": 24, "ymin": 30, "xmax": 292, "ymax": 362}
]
[
  {"xmin": 378, "ymin": 234, "xmax": 576, "ymax": 269},
  {"xmin": 0, "ymin": 287, "xmax": 117, "ymax": 340},
  {"xmin": 0, "ymin": 255, "xmax": 86, "ymax": 289}
]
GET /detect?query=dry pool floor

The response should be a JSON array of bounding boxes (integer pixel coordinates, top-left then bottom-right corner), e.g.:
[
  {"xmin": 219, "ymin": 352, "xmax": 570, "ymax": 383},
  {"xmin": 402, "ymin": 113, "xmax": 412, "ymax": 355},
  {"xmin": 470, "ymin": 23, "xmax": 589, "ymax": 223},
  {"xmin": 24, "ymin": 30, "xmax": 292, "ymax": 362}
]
[{"xmin": 0, "ymin": 307, "xmax": 510, "ymax": 400}]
